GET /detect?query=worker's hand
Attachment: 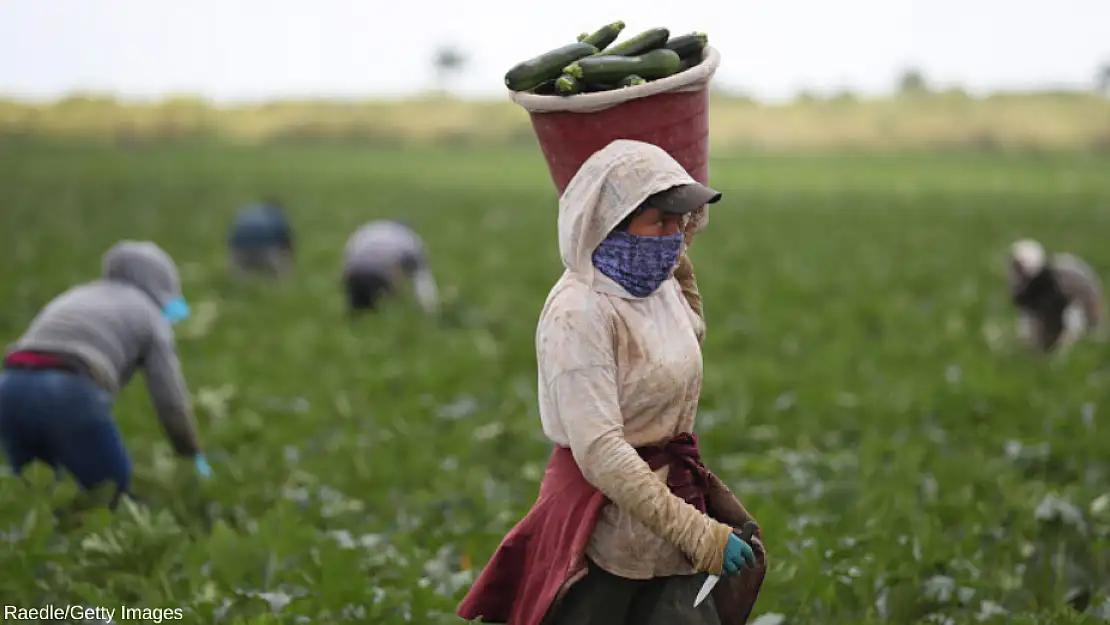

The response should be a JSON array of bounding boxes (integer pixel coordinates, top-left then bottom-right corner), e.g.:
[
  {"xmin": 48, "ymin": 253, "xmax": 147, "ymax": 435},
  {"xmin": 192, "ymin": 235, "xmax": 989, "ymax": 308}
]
[
  {"xmin": 722, "ymin": 533, "xmax": 756, "ymax": 577},
  {"xmin": 194, "ymin": 453, "xmax": 213, "ymax": 479}
]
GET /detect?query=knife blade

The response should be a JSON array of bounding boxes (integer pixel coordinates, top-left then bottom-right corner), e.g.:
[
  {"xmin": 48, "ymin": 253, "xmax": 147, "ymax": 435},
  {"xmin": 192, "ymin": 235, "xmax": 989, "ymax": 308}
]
[
  {"xmin": 693, "ymin": 521, "xmax": 759, "ymax": 607},
  {"xmin": 693, "ymin": 573, "xmax": 719, "ymax": 608}
]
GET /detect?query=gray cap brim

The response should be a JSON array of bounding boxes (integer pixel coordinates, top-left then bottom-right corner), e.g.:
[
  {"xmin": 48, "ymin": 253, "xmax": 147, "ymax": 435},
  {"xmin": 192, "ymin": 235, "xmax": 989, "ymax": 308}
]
[{"xmin": 647, "ymin": 183, "xmax": 723, "ymax": 214}]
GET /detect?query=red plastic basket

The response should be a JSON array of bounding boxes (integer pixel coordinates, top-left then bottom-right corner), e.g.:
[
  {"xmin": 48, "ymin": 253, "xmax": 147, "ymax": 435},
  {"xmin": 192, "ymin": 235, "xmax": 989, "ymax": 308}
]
[{"xmin": 510, "ymin": 46, "xmax": 721, "ymax": 194}]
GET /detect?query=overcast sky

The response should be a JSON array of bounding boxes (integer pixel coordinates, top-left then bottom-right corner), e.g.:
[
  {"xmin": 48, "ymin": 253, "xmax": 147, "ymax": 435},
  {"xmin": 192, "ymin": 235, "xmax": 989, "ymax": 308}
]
[{"xmin": 1, "ymin": 0, "xmax": 1107, "ymax": 103}]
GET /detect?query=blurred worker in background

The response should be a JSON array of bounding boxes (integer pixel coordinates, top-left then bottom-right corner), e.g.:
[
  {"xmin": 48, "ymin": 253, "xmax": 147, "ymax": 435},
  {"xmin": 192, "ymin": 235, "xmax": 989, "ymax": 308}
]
[
  {"xmin": 228, "ymin": 199, "xmax": 295, "ymax": 278},
  {"xmin": 341, "ymin": 220, "xmax": 440, "ymax": 316},
  {"xmin": 0, "ymin": 240, "xmax": 212, "ymax": 507},
  {"xmin": 1008, "ymin": 238, "xmax": 1106, "ymax": 356}
]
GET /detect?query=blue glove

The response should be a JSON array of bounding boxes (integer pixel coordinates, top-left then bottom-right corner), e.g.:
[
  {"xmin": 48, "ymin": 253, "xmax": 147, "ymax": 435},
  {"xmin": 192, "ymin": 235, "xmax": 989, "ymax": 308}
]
[
  {"xmin": 194, "ymin": 453, "xmax": 213, "ymax": 479},
  {"xmin": 722, "ymin": 533, "xmax": 756, "ymax": 577}
]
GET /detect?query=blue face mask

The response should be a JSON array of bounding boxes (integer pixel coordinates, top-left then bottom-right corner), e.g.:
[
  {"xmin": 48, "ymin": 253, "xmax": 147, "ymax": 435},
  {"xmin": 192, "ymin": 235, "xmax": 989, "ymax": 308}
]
[
  {"xmin": 591, "ymin": 231, "xmax": 685, "ymax": 297},
  {"xmin": 162, "ymin": 297, "xmax": 191, "ymax": 324}
]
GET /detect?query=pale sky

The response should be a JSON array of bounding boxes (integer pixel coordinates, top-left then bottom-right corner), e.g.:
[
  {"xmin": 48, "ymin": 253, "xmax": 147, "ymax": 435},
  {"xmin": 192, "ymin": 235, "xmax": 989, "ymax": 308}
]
[{"xmin": 0, "ymin": 0, "xmax": 1107, "ymax": 103}]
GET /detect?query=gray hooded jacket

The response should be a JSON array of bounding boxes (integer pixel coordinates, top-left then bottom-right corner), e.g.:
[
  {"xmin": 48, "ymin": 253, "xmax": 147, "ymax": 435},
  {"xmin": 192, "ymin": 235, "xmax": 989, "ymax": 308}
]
[{"xmin": 7, "ymin": 241, "xmax": 200, "ymax": 456}]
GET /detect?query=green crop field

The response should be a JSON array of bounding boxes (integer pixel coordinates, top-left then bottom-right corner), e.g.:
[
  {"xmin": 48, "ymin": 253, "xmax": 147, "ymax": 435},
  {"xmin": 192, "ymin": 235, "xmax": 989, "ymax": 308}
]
[{"xmin": 1, "ymin": 142, "xmax": 1109, "ymax": 624}]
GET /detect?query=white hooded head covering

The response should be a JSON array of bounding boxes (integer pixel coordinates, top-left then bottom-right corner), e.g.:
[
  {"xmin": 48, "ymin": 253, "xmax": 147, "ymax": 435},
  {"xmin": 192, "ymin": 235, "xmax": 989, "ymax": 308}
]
[{"xmin": 557, "ymin": 140, "xmax": 702, "ymax": 291}]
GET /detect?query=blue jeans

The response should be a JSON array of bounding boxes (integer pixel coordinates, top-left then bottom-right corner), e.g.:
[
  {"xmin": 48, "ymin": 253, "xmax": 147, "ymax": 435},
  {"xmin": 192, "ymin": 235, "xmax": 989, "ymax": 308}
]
[{"xmin": 0, "ymin": 368, "xmax": 131, "ymax": 503}]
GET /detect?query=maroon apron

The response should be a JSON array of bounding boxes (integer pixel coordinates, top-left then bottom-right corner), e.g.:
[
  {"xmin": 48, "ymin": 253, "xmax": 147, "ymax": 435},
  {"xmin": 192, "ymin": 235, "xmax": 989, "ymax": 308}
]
[{"xmin": 456, "ymin": 433, "xmax": 767, "ymax": 625}]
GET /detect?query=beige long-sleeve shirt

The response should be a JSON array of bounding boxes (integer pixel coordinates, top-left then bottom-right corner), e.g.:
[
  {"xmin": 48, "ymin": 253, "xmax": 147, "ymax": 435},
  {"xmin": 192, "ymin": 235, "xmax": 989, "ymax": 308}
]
[
  {"xmin": 533, "ymin": 139, "xmax": 730, "ymax": 580},
  {"xmin": 538, "ymin": 272, "xmax": 711, "ymax": 578}
]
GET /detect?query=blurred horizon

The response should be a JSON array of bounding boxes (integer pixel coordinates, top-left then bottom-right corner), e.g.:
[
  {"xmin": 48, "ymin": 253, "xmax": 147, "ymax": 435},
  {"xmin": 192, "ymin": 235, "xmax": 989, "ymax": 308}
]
[
  {"xmin": 2, "ymin": 0, "xmax": 1109, "ymax": 104},
  {"xmin": 0, "ymin": 81, "xmax": 1104, "ymax": 107},
  {"xmin": 3, "ymin": 0, "xmax": 1109, "ymax": 152}
]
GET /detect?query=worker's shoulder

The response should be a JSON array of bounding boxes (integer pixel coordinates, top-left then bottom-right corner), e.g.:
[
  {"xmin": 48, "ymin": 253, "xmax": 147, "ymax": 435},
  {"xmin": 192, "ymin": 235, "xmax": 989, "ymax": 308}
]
[
  {"xmin": 1053, "ymin": 253, "xmax": 1102, "ymax": 287},
  {"xmin": 354, "ymin": 219, "xmax": 418, "ymax": 238},
  {"xmin": 22, "ymin": 282, "xmax": 162, "ymax": 348},
  {"xmin": 1053, "ymin": 252, "xmax": 1097, "ymax": 273},
  {"xmin": 348, "ymin": 220, "xmax": 422, "ymax": 249},
  {"xmin": 540, "ymin": 277, "xmax": 615, "ymax": 326},
  {"xmin": 48, "ymin": 281, "xmax": 159, "ymax": 316}
]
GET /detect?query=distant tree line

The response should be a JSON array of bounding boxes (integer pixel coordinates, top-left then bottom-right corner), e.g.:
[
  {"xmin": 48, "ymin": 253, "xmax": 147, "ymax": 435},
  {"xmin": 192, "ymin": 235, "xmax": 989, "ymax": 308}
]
[{"xmin": 895, "ymin": 63, "xmax": 1110, "ymax": 98}]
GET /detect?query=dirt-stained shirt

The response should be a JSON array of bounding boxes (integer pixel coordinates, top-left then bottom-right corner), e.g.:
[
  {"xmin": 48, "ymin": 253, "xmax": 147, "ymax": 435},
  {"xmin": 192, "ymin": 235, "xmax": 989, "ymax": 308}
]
[{"xmin": 535, "ymin": 139, "xmax": 726, "ymax": 579}]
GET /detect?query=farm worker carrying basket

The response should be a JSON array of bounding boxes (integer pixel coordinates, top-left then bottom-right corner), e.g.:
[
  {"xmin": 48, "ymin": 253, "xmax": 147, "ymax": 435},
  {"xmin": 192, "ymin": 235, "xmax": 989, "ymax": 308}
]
[{"xmin": 457, "ymin": 31, "xmax": 767, "ymax": 625}]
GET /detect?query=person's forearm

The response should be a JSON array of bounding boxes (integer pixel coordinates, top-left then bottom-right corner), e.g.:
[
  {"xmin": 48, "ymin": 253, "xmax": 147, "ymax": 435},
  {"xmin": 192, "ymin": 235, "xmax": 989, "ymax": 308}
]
[
  {"xmin": 144, "ymin": 346, "xmax": 201, "ymax": 456},
  {"xmin": 573, "ymin": 433, "xmax": 730, "ymax": 573}
]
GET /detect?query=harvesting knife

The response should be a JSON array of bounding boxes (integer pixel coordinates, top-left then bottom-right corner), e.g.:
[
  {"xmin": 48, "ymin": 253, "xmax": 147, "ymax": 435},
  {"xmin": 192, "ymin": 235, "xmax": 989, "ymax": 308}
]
[{"xmin": 693, "ymin": 521, "xmax": 759, "ymax": 608}]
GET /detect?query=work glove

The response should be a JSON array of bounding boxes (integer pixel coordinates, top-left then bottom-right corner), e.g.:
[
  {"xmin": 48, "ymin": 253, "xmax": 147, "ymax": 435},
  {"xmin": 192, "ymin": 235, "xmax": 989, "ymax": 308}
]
[
  {"xmin": 194, "ymin": 453, "xmax": 213, "ymax": 479},
  {"xmin": 722, "ymin": 533, "xmax": 756, "ymax": 577}
]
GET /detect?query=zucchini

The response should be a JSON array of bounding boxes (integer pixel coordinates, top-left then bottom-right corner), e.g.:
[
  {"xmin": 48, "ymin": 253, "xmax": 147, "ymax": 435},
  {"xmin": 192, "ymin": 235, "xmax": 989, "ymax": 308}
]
[
  {"xmin": 504, "ymin": 42, "xmax": 598, "ymax": 92},
  {"xmin": 555, "ymin": 74, "xmax": 584, "ymax": 96},
  {"xmin": 581, "ymin": 75, "xmax": 644, "ymax": 92},
  {"xmin": 565, "ymin": 48, "xmax": 682, "ymax": 84},
  {"xmin": 532, "ymin": 79, "xmax": 558, "ymax": 95},
  {"xmin": 665, "ymin": 33, "xmax": 708, "ymax": 60},
  {"xmin": 599, "ymin": 27, "xmax": 669, "ymax": 57},
  {"xmin": 576, "ymin": 32, "xmax": 589, "ymax": 42},
  {"xmin": 580, "ymin": 21, "xmax": 626, "ymax": 50}
]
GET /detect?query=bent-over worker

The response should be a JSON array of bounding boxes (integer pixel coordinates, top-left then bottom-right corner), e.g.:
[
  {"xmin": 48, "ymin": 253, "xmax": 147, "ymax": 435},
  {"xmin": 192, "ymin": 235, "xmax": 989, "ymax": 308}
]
[
  {"xmin": 228, "ymin": 200, "xmax": 295, "ymax": 278},
  {"xmin": 0, "ymin": 240, "xmax": 211, "ymax": 506},
  {"xmin": 341, "ymin": 220, "xmax": 440, "ymax": 316},
  {"xmin": 1008, "ymin": 238, "xmax": 1106, "ymax": 355}
]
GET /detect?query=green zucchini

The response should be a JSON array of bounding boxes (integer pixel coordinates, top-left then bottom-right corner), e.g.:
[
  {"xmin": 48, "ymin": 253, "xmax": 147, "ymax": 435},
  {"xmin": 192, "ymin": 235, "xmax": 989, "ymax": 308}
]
[
  {"xmin": 532, "ymin": 79, "xmax": 558, "ymax": 95},
  {"xmin": 581, "ymin": 21, "xmax": 626, "ymax": 50},
  {"xmin": 599, "ymin": 27, "xmax": 669, "ymax": 57},
  {"xmin": 665, "ymin": 33, "xmax": 708, "ymax": 60},
  {"xmin": 565, "ymin": 48, "xmax": 682, "ymax": 84},
  {"xmin": 555, "ymin": 74, "xmax": 584, "ymax": 96},
  {"xmin": 576, "ymin": 32, "xmax": 589, "ymax": 42},
  {"xmin": 504, "ymin": 42, "xmax": 598, "ymax": 92},
  {"xmin": 619, "ymin": 74, "xmax": 647, "ymax": 87}
]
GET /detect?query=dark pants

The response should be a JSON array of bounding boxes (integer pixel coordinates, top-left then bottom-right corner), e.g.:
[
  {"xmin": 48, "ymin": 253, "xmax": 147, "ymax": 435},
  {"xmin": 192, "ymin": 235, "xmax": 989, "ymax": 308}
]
[
  {"xmin": 543, "ymin": 559, "xmax": 721, "ymax": 625},
  {"xmin": 345, "ymin": 271, "xmax": 394, "ymax": 313},
  {"xmin": 0, "ymin": 369, "xmax": 130, "ymax": 505}
]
